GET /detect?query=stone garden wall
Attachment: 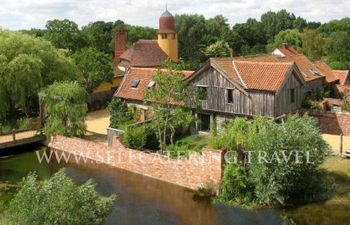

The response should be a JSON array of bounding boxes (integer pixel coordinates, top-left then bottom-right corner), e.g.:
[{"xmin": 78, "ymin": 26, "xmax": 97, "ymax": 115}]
[
  {"xmin": 308, "ymin": 111, "xmax": 350, "ymax": 136},
  {"xmin": 49, "ymin": 135, "xmax": 225, "ymax": 192}
]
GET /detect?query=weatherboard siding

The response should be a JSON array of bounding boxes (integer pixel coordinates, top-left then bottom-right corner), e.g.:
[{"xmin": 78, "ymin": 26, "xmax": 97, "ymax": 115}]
[
  {"xmin": 190, "ymin": 67, "xmax": 276, "ymax": 118},
  {"xmin": 275, "ymin": 71, "xmax": 303, "ymax": 117}
]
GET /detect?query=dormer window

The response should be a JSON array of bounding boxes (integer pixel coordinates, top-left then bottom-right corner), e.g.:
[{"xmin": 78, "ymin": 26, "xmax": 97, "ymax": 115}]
[
  {"xmin": 161, "ymin": 33, "xmax": 168, "ymax": 39},
  {"xmin": 131, "ymin": 79, "xmax": 140, "ymax": 88},
  {"xmin": 148, "ymin": 80, "xmax": 156, "ymax": 88}
]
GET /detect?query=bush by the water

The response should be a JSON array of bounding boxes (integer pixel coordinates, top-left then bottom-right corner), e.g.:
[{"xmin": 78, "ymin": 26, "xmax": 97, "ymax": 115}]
[
  {"xmin": 216, "ymin": 115, "xmax": 332, "ymax": 206},
  {"xmin": 6, "ymin": 169, "xmax": 115, "ymax": 225}
]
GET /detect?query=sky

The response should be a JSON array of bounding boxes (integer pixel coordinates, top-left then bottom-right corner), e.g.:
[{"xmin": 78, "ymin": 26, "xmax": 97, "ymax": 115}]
[{"xmin": 0, "ymin": 0, "xmax": 349, "ymax": 30}]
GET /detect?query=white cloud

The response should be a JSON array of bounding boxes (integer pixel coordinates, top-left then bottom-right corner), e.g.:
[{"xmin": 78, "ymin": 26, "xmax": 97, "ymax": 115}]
[{"xmin": 0, "ymin": 0, "xmax": 349, "ymax": 30}]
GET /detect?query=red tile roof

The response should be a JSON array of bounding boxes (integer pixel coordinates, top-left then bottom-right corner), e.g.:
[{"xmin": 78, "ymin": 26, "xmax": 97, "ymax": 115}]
[
  {"xmin": 234, "ymin": 61, "xmax": 294, "ymax": 92},
  {"xmin": 333, "ymin": 70, "xmax": 349, "ymax": 85},
  {"xmin": 231, "ymin": 46, "xmax": 340, "ymax": 84},
  {"xmin": 314, "ymin": 61, "xmax": 339, "ymax": 83},
  {"xmin": 115, "ymin": 67, "xmax": 194, "ymax": 101},
  {"xmin": 336, "ymin": 85, "xmax": 350, "ymax": 97},
  {"xmin": 120, "ymin": 40, "xmax": 168, "ymax": 68},
  {"xmin": 211, "ymin": 58, "xmax": 296, "ymax": 92}
]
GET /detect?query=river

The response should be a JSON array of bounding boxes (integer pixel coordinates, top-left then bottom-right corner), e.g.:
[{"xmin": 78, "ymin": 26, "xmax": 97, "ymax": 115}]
[{"xmin": 0, "ymin": 146, "xmax": 348, "ymax": 225}]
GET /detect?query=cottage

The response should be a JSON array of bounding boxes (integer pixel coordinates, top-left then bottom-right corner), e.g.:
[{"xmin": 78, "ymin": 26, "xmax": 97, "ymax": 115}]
[{"xmin": 115, "ymin": 67, "xmax": 194, "ymax": 121}]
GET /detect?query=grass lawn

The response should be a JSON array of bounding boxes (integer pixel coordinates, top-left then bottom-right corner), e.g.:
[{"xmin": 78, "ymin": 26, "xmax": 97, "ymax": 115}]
[
  {"xmin": 174, "ymin": 134, "xmax": 210, "ymax": 151},
  {"xmin": 285, "ymin": 156, "xmax": 350, "ymax": 225},
  {"xmin": 167, "ymin": 134, "xmax": 211, "ymax": 158}
]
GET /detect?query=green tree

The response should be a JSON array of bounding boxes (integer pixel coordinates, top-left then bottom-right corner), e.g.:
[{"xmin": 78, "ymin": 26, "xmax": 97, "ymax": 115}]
[
  {"xmin": 45, "ymin": 19, "xmax": 86, "ymax": 53},
  {"xmin": 40, "ymin": 81, "xmax": 87, "ymax": 138},
  {"xmin": 261, "ymin": 10, "xmax": 296, "ymax": 42},
  {"xmin": 232, "ymin": 19, "xmax": 266, "ymax": 55},
  {"xmin": 268, "ymin": 29, "xmax": 302, "ymax": 51},
  {"xmin": 108, "ymin": 98, "xmax": 132, "ymax": 129},
  {"xmin": 175, "ymin": 14, "xmax": 207, "ymax": 68},
  {"xmin": 318, "ymin": 18, "xmax": 350, "ymax": 34},
  {"xmin": 203, "ymin": 40, "xmax": 231, "ymax": 58},
  {"xmin": 82, "ymin": 21, "xmax": 114, "ymax": 54},
  {"xmin": 0, "ymin": 29, "xmax": 76, "ymax": 120},
  {"xmin": 7, "ymin": 169, "xmax": 115, "ymax": 225},
  {"xmin": 325, "ymin": 31, "xmax": 350, "ymax": 69},
  {"xmin": 72, "ymin": 47, "xmax": 114, "ymax": 93},
  {"xmin": 301, "ymin": 29, "xmax": 325, "ymax": 60},
  {"xmin": 293, "ymin": 17, "xmax": 307, "ymax": 31},
  {"xmin": 125, "ymin": 25, "xmax": 157, "ymax": 47},
  {"xmin": 144, "ymin": 62, "xmax": 198, "ymax": 152},
  {"xmin": 7, "ymin": 55, "xmax": 44, "ymax": 116}
]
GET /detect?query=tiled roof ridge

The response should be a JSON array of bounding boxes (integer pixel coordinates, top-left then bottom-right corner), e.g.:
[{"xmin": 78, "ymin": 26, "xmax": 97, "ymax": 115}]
[
  {"xmin": 129, "ymin": 67, "xmax": 194, "ymax": 73},
  {"xmin": 333, "ymin": 69, "xmax": 349, "ymax": 73},
  {"xmin": 137, "ymin": 39, "xmax": 158, "ymax": 43},
  {"xmin": 233, "ymin": 60, "xmax": 294, "ymax": 65}
]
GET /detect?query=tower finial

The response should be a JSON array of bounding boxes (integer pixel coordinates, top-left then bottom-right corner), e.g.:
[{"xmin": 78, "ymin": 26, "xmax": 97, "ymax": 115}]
[{"xmin": 165, "ymin": 0, "xmax": 168, "ymax": 11}]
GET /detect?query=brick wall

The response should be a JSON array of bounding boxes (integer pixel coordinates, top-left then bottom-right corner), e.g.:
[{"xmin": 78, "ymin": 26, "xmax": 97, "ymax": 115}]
[
  {"xmin": 49, "ymin": 135, "xmax": 225, "ymax": 192},
  {"xmin": 309, "ymin": 111, "xmax": 350, "ymax": 135}
]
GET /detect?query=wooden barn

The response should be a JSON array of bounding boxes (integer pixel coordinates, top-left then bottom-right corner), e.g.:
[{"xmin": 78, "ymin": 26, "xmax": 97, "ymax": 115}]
[{"xmin": 185, "ymin": 58, "xmax": 305, "ymax": 132}]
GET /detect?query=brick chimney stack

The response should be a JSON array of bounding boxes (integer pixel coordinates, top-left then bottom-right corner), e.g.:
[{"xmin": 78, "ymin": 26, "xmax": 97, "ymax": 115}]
[{"xmin": 114, "ymin": 29, "xmax": 126, "ymax": 67}]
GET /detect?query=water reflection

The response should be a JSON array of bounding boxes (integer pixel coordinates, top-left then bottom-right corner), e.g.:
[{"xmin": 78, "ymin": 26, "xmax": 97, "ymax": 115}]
[
  {"xmin": 1, "ymin": 149, "xmax": 283, "ymax": 225},
  {"xmin": 65, "ymin": 161, "xmax": 282, "ymax": 225}
]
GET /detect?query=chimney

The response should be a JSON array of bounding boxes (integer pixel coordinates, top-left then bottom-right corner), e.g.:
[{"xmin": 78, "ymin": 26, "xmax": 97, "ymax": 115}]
[
  {"xmin": 282, "ymin": 43, "xmax": 288, "ymax": 49},
  {"xmin": 114, "ymin": 29, "xmax": 126, "ymax": 67}
]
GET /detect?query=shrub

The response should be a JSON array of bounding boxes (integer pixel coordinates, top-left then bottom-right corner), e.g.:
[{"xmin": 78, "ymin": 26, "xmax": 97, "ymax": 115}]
[
  {"xmin": 218, "ymin": 115, "xmax": 331, "ymax": 206},
  {"xmin": 167, "ymin": 142, "xmax": 191, "ymax": 158},
  {"xmin": 108, "ymin": 98, "xmax": 132, "ymax": 129},
  {"xmin": 122, "ymin": 125, "xmax": 147, "ymax": 149},
  {"xmin": 7, "ymin": 169, "xmax": 115, "ymax": 225},
  {"xmin": 218, "ymin": 163, "xmax": 255, "ymax": 206},
  {"xmin": 208, "ymin": 135, "xmax": 226, "ymax": 149},
  {"xmin": 193, "ymin": 184, "xmax": 216, "ymax": 201}
]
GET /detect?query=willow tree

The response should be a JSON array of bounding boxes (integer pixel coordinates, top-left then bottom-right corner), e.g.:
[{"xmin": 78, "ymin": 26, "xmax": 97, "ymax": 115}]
[
  {"xmin": 0, "ymin": 29, "xmax": 77, "ymax": 120},
  {"xmin": 40, "ymin": 81, "xmax": 87, "ymax": 138}
]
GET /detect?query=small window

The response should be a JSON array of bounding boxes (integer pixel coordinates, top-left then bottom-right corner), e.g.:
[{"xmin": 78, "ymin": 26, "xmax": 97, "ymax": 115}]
[
  {"xmin": 198, "ymin": 86, "xmax": 208, "ymax": 100},
  {"xmin": 227, "ymin": 89, "xmax": 234, "ymax": 103},
  {"xmin": 131, "ymin": 79, "xmax": 140, "ymax": 88},
  {"xmin": 147, "ymin": 80, "xmax": 155, "ymax": 88},
  {"xmin": 173, "ymin": 33, "xmax": 176, "ymax": 39},
  {"xmin": 290, "ymin": 88, "xmax": 295, "ymax": 103},
  {"xmin": 161, "ymin": 33, "xmax": 168, "ymax": 39}
]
